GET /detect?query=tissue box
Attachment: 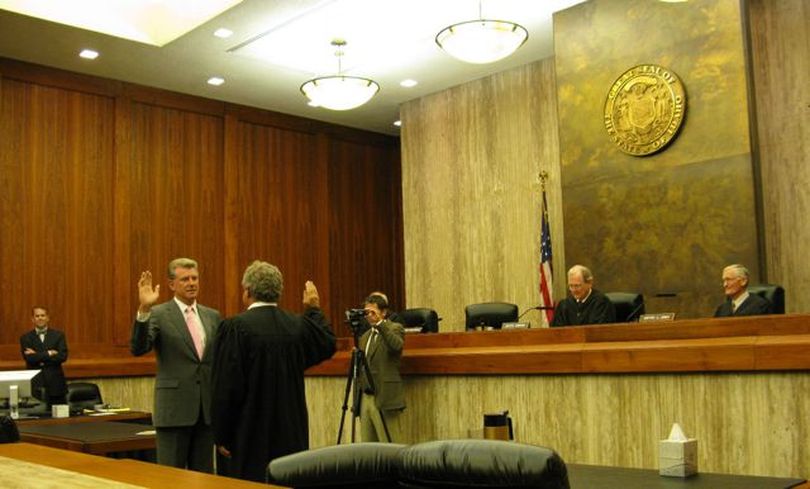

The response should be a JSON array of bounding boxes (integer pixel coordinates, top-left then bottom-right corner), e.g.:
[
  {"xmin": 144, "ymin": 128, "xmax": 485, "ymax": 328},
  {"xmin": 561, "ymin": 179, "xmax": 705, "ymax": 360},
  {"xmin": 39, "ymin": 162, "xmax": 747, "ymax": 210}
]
[
  {"xmin": 51, "ymin": 404, "xmax": 70, "ymax": 418},
  {"xmin": 659, "ymin": 438, "xmax": 697, "ymax": 477}
]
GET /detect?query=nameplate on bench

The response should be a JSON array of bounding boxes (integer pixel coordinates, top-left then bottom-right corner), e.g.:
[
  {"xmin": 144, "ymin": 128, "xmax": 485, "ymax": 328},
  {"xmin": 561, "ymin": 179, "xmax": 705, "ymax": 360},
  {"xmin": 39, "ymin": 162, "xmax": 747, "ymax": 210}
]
[
  {"xmin": 639, "ymin": 313, "xmax": 676, "ymax": 322},
  {"xmin": 502, "ymin": 322, "xmax": 530, "ymax": 330}
]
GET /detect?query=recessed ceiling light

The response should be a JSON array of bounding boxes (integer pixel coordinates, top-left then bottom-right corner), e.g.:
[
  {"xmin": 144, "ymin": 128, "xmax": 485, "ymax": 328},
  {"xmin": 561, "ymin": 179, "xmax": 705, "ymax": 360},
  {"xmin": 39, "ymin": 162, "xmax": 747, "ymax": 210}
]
[
  {"xmin": 79, "ymin": 49, "xmax": 99, "ymax": 60},
  {"xmin": 214, "ymin": 28, "xmax": 233, "ymax": 38},
  {"xmin": 207, "ymin": 77, "xmax": 225, "ymax": 86},
  {"xmin": 307, "ymin": 100, "xmax": 320, "ymax": 107},
  {"xmin": 400, "ymin": 79, "xmax": 418, "ymax": 88},
  {"xmin": 393, "ymin": 120, "xmax": 402, "ymax": 127}
]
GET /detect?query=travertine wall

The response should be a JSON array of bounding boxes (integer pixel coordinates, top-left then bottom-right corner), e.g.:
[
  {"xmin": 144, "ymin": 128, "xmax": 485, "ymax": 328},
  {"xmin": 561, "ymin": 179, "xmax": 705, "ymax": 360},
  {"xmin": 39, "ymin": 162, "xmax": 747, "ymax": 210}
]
[
  {"xmin": 96, "ymin": 372, "xmax": 809, "ymax": 478},
  {"xmin": 400, "ymin": 58, "xmax": 565, "ymax": 330}
]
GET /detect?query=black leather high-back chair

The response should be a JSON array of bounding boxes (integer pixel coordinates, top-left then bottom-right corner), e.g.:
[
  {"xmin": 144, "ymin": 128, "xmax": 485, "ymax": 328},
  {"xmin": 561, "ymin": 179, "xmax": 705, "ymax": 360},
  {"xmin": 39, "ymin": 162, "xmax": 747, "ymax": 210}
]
[
  {"xmin": 605, "ymin": 292, "xmax": 645, "ymax": 322},
  {"xmin": 465, "ymin": 302, "xmax": 518, "ymax": 330},
  {"xmin": 747, "ymin": 284, "xmax": 785, "ymax": 314},
  {"xmin": 267, "ymin": 440, "xmax": 570, "ymax": 489},
  {"xmin": 399, "ymin": 308, "xmax": 441, "ymax": 333},
  {"xmin": 66, "ymin": 382, "xmax": 103, "ymax": 411}
]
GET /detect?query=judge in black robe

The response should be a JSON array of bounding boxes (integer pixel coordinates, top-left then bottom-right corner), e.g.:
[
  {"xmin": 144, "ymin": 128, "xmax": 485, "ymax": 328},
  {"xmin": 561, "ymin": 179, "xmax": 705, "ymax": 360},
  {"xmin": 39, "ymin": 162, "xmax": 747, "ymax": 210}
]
[
  {"xmin": 551, "ymin": 265, "xmax": 616, "ymax": 327},
  {"xmin": 713, "ymin": 264, "xmax": 773, "ymax": 317},
  {"xmin": 211, "ymin": 261, "xmax": 336, "ymax": 482}
]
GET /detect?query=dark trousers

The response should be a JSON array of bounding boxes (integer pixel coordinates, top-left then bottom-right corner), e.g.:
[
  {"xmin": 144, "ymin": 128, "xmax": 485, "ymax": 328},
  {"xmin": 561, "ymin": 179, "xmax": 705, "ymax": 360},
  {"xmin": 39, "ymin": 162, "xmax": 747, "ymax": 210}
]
[{"xmin": 156, "ymin": 410, "xmax": 213, "ymax": 473}]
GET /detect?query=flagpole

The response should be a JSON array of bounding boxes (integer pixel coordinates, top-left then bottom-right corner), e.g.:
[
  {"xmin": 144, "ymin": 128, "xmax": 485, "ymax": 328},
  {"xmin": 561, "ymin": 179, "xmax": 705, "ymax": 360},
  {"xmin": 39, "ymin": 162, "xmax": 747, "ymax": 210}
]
[{"xmin": 538, "ymin": 170, "xmax": 554, "ymax": 326}]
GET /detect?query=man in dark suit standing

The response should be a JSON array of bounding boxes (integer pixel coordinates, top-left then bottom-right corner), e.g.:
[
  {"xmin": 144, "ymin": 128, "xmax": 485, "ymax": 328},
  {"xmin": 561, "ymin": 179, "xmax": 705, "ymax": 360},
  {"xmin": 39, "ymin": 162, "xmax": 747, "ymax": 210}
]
[
  {"xmin": 551, "ymin": 265, "xmax": 616, "ymax": 327},
  {"xmin": 358, "ymin": 293, "xmax": 405, "ymax": 443},
  {"xmin": 211, "ymin": 260, "xmax": 336, "ymax": 482},
  {"xmin": 131, "ymin": 257, "xmax": 221, "ymax": 473},
  {"xmin": 714, "ymin": 264, "xmax": 773, "ymax": 317},
  {"xmin": 20, "ymin": 306, "xmax": 68, "ymax": 406}
]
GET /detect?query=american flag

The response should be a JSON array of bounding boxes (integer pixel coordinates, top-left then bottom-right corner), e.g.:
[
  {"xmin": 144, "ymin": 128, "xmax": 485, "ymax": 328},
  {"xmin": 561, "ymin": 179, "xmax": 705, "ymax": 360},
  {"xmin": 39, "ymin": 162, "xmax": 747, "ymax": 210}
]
[{"xmin": 539, "ymin": 185, "xmax": 554, "ymax": 325}]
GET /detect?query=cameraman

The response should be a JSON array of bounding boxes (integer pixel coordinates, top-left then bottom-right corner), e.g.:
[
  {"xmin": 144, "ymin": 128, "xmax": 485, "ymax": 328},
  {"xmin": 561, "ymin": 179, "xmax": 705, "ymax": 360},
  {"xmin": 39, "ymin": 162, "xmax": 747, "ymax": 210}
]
[{"xmin": 358, "ymin": 293, "xmax": 405, "ymax": 442}]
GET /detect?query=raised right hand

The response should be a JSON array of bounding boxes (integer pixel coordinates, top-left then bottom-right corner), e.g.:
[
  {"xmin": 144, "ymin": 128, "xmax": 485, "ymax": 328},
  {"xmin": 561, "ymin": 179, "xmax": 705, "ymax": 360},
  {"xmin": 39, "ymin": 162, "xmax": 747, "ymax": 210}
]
[
  {"xmin": 302, "ymin": 280, "xmax": 320, "ymax": 308},
  {"xmin": 138, "ymin": 271, "xmax": 160, "ymax": 313}
]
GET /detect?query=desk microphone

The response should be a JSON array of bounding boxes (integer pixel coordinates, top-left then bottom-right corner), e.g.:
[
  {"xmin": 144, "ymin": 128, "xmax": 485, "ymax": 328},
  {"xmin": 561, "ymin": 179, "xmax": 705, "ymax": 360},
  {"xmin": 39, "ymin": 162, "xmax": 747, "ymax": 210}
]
[
  {"xmin": 518, "ymin": 305, "xmax": 554, "ymax": 320},
  {"xmin": 624, "ymin": 302, "xmax": 645, "ymax": 322}
]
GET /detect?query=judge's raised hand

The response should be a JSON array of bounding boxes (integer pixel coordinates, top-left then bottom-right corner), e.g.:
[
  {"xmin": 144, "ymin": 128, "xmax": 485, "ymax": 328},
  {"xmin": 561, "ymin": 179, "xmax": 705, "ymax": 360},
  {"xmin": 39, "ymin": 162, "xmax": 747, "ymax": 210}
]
[
  {"xmin": 302, "ymin": 280, "xmax": 320, "ymax": 308},
  {"xmin": 138, "ymin": 271, "xmax": 161, "ymax": 313}
]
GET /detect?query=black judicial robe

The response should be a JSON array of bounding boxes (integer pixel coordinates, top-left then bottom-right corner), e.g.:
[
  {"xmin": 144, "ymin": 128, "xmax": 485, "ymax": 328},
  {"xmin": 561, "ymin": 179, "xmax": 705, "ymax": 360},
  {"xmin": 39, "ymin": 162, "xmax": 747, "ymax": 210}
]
[
  {"xmin": 714, "ymin": 293, "xmax": 773, "ymax": 317},
  {"xmin": 551, "ymin": 289, "xmax": 616, "ymax": 327},
  {"xmin": 211, "ymin": 305, "xmax": 336, "ymax": 482}
]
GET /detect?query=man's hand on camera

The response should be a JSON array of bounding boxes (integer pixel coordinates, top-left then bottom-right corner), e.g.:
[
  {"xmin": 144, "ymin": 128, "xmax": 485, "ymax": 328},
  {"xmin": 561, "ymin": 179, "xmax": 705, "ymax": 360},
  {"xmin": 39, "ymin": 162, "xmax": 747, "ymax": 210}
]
[{"xmin": 303, "ymin": 280, "xmax": 320, "ymax": 308}]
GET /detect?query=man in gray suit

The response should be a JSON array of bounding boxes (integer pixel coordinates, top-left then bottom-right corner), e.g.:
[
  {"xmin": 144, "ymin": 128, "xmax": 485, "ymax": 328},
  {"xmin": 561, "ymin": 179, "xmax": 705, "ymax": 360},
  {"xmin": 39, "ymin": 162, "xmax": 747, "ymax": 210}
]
[
  {"xmin": 358, "ymin": 293, "xmax": 405, "ymax": 443},
  {"xmin": 131, "ymin": 257, "xmax": 221, "ymax": 472}
]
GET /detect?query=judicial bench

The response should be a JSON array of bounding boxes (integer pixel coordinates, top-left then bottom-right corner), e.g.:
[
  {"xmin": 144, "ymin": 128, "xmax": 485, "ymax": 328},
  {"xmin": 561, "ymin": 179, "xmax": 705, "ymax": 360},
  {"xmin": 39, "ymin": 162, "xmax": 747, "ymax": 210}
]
[{"xmin": 309, "ymin": 313, "xmax": 810, "ymax": 376}]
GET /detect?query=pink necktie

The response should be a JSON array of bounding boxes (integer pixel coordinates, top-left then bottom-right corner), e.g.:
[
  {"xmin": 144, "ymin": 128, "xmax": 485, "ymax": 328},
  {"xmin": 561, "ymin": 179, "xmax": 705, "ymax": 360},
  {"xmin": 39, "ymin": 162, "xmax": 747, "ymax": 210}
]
[{"xmin": 185, "ymin": 306, "xmax": 204, "ymax": 359}]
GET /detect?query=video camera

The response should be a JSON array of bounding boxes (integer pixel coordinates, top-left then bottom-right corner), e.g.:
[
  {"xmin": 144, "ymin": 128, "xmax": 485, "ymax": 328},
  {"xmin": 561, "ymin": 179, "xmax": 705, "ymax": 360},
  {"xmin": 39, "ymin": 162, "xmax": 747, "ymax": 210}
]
[{"xmin": 345, "ymin": 308, "xmax": 367, "ymax": 327}]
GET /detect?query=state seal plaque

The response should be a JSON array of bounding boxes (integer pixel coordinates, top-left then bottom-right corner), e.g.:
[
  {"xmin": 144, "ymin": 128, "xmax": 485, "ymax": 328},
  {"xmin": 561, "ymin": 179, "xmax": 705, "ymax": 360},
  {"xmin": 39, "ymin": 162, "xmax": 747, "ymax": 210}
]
[{"xmin": 604, "ymin": 64, "xmax": 686, "ymax": 156}]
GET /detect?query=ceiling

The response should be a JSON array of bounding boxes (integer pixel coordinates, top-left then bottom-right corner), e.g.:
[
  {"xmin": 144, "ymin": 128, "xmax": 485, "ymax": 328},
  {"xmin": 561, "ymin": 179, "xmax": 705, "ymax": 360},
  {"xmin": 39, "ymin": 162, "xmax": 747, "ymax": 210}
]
[{"xmin": 0, "ymin": 0, "xmax": 585, "ymax": 135}]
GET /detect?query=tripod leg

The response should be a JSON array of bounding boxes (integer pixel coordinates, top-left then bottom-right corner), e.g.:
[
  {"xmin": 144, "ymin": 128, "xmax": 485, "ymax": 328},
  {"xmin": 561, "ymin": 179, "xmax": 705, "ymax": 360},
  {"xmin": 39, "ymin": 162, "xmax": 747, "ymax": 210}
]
[
  {"xmin": 335, "ymin": 350, "xmax": 357, "ymax": 444},
  {"xmin": 378, "ymin": 407, "xmax": 393, "ymax": 443}
]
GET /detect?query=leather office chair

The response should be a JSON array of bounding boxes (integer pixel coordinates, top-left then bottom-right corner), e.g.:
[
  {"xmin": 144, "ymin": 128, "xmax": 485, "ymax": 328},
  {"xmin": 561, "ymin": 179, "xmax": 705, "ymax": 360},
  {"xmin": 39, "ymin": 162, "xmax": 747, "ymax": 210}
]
[
  {"xmin": 748, "ymin": 284, "xmax": 785, "ymax": 314},
  {"xmin": 399, "ymin": 308, "xmax": 441, "ymax": 333},
  {"xmin": 66, "ymin": 382, "xmax": 103, "ymax": 412},
  {"xmin": 604, "ymin": 292, "xmax": 645, "ymax": 323},
  {"xmin": 465, "ymin": 302, "xmax": 518, "ymax": 330},
  {"xmin": 268, "ymin": 440, "xmax": 569, "ymax": 489},
  {"xmin": 399, "ymin": 439, "xmax": 569, "ymax": 489},
  {"xmin": 269, "ymin": 442, "xmax": 406, "ymax": 488}
]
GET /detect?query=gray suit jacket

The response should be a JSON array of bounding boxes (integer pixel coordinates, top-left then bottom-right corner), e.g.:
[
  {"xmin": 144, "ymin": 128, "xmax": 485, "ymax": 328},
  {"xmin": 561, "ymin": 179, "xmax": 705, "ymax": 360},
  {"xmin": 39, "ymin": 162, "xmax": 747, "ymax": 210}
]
[
  {"xmin": 359, "ymin": 319, "xmax": 405, "ymax": 411},
  {"xmin": 130, "ymin": 300, "xmax": 221, "ymax": 428}
]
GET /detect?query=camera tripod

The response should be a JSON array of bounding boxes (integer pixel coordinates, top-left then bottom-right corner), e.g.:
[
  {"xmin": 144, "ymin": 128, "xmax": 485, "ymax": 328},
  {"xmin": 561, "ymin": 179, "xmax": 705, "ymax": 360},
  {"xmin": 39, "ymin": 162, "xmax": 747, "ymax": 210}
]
[{"xmin": 336, "ymin": 324, "xmax": 392, "ymax": 444}]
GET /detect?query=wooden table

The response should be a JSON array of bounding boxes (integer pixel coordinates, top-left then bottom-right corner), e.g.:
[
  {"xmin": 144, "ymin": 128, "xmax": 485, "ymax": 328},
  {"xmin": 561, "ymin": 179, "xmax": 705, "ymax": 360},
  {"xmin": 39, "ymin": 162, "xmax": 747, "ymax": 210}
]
[
  {"xmin": 567, "ymin": 463, "xmax": 806, "ymax": 488},
  {"xmin": 15, "ymin": 410, "xmax": 152, "ymax": 426},
  {"xmin": 19, "ymin": 421, "xmax": 156, "ymax": 455},
  {"xmin": 0, "ymin": 442, "xmax": 276, "ymax": 488}
]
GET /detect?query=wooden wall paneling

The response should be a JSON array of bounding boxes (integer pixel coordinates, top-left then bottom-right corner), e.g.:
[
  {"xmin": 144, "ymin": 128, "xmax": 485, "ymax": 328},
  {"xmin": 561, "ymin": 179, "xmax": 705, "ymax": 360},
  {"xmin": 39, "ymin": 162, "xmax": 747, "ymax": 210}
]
[
  {"xmin": 61, "ymin": 85, "xmax": 117, "ymax": 346},
  {"xmin": 112, "ymin": 96, "xmax": 133, "ymax": 346},
  {"xmin": 0, "ymin": 78, "xmax": 116, "ymax": 349},
  {"xmin": 400, "ymin": 59, "xmax": 565, "ymax": 331},
  {"xmin": 748, "ymin": 0, "xmax": 810, "ymax": 313},
  {"xmin": 1, "ymin": 57, "xmax": 403, "ymax": 363},
  {"xmin": 0, "ymin": 73, "xmax": 25, "ymax": 346},
  {"xmin": 127, "ymin": 102, "xmax": 226, "ymax": 314},
  {"xmin": 229, "ymin": 119, "xmax": 321, "ymax": 314},
  {"xmin": 0, "ymin": 57, "xmax": 120, "ymax": 99},
  {"xmin": 122, "ymin": 84, "xmax": 225, "ymax": 118},
  {"xmin": 327, "ymin": 138, "xmax": 404, "ymax": 337},
  {"xmin": 222, "ymin": 113, "xmax": 241, "ymax": 316},
  {"xmin": 312, "ymin": 134, "xmax": 333, "ymax": 321}
]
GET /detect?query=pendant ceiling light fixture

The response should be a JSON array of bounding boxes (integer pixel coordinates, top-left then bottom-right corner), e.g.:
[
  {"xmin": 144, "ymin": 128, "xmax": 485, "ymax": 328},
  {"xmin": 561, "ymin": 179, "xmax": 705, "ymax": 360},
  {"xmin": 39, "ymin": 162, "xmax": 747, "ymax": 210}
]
[
  {"xmin": 300, "ymin": 40, "xmax": 380, "ymax": 111},
  {"xmin": 435, "ymin": 0, "xmax": 528, "ymax": 64}
]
